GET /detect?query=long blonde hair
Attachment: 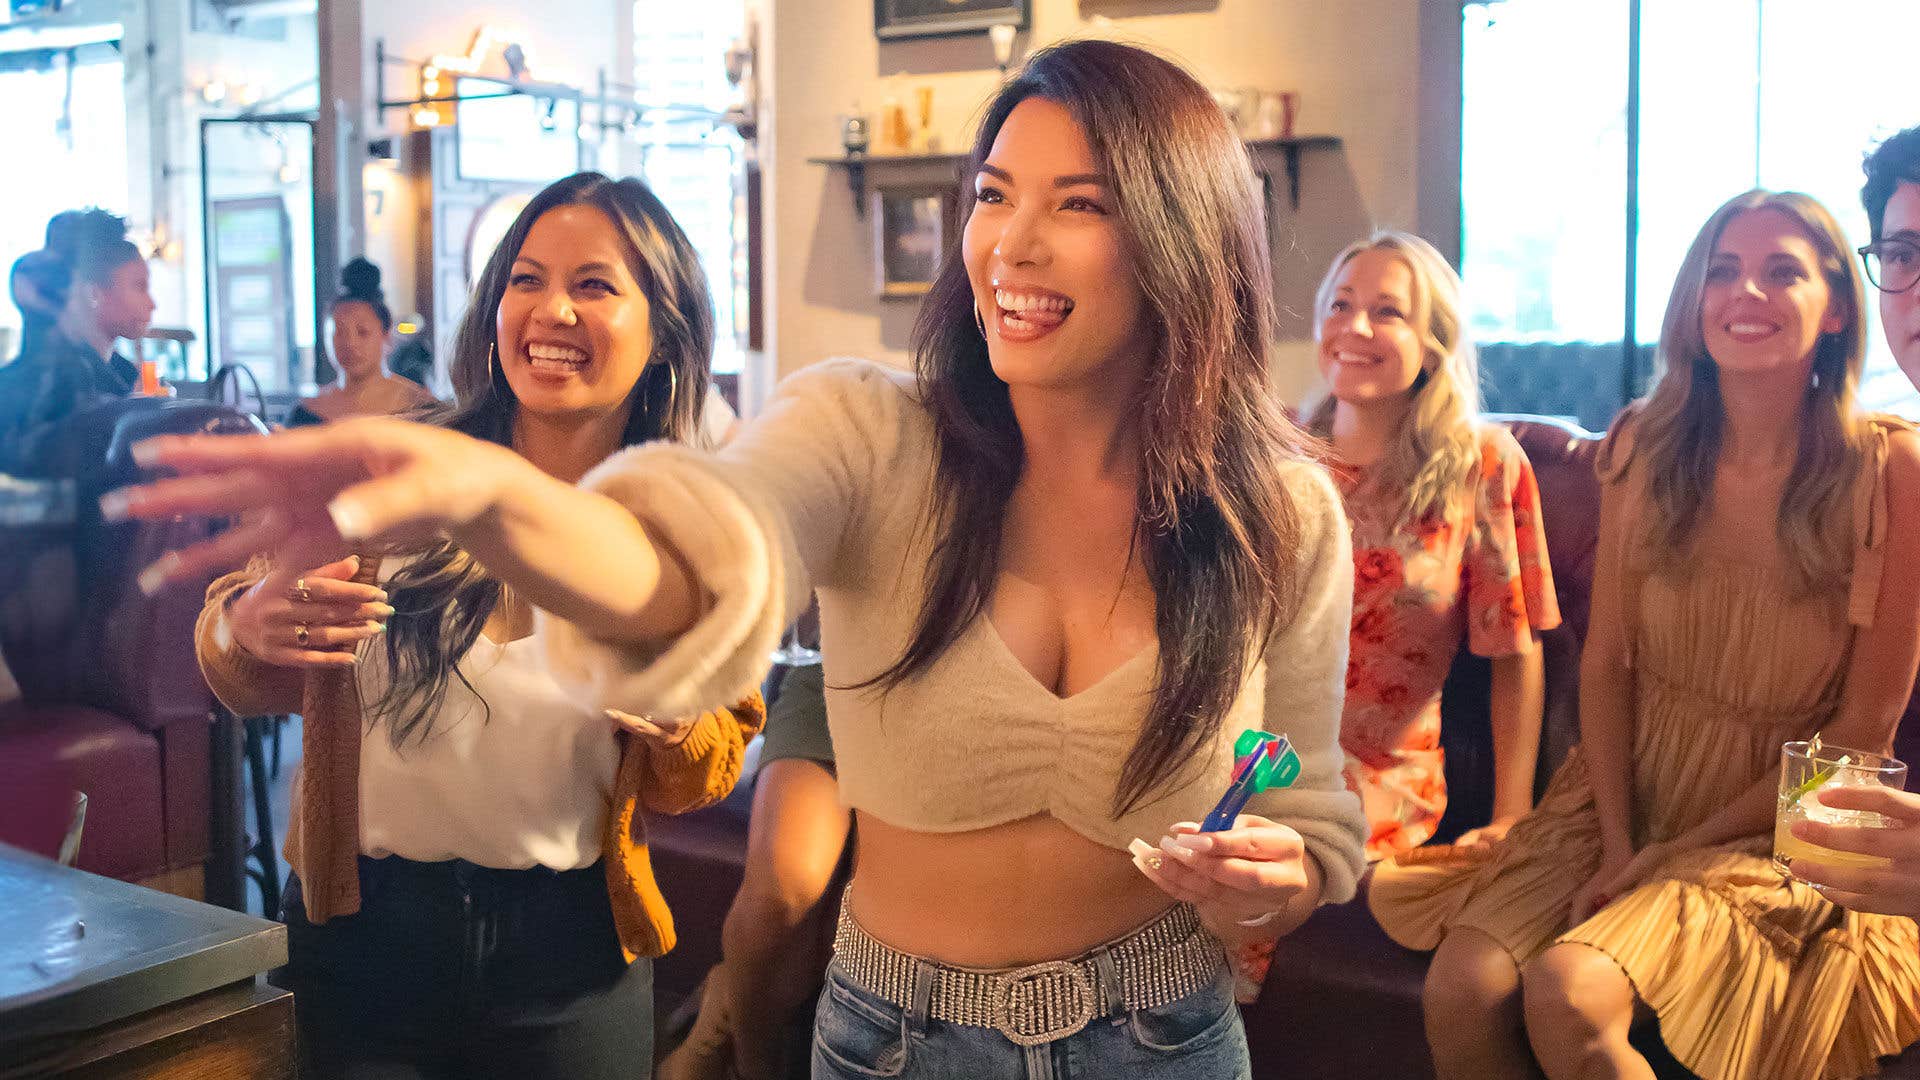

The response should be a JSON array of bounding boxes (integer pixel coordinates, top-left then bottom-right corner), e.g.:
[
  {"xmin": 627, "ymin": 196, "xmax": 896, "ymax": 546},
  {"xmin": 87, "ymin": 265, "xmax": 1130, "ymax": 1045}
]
[
  {"xmin": 1635, "ymin": 189, "xmax": 1867, "ymax": 590},
  {"xmin": 1307, "ymin": 231, "xmax": 1481, "ymax": 529}
]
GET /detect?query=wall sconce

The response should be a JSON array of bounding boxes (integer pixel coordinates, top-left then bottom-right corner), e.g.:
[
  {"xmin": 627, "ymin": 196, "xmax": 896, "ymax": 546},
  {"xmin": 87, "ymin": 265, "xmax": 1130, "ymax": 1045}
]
[{"xmin": 989, "ymin": 24, "xmax": 1017, "ymax": 78}]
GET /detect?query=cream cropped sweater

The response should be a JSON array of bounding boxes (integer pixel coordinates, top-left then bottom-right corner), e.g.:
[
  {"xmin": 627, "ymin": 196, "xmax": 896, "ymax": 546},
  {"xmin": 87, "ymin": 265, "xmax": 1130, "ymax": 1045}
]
[{"xmin": 537, "ymin": 359, "xmax": 1369, "ymax": 903}]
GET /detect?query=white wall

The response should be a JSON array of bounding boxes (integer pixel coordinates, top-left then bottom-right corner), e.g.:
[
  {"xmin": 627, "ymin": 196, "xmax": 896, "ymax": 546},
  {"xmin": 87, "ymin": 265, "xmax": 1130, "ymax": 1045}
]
[{"xmin": 762, "ymin": 0, "xmax": 1456, "ymax": 407}]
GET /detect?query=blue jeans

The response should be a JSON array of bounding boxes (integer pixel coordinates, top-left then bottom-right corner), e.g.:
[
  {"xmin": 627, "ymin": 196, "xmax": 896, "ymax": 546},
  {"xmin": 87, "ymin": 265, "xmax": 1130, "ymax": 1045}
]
[{"xmin": 811, "ymin": 959, "xmax": 1251, "ymax": 1080}]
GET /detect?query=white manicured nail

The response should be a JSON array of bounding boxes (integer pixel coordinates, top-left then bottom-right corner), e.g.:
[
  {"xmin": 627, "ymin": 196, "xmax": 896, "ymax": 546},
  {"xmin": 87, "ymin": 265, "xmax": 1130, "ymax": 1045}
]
[
  {"xmin": 99, "ymin": 490, "xmax": 131, "ymax": 521},
  {"xmin": 328, "ymin": 497, "xmax": 369, "ymax": 539},
  {"xmin": 1164, "ymin": 833, "xmax": 1211, "ymax": 857},
  {"xmin": 137, "ymin": 554, "xmax": 179, "ymax": 596},
  {"xmin": 131, "ymin": 440, "xmax": 161, "ymax": 467}
]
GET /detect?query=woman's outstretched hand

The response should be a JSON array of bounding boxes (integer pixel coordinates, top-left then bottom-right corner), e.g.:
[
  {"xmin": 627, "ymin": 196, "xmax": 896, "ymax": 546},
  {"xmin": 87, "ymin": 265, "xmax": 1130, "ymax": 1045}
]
[{"xmin": 101, "ymin": 417, "xmax": 533, "ymax": 594}]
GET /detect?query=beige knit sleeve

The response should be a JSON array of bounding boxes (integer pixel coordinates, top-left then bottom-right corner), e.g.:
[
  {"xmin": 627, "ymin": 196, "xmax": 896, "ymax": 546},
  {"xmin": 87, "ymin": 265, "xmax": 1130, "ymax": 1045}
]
[
  {"xmin": 537, "ymin": 358, "xmax": 912, "ymax": 719},
  {"xmin": 1247, "ymin": 461, "xmax": 1368, "ymax": 905}
]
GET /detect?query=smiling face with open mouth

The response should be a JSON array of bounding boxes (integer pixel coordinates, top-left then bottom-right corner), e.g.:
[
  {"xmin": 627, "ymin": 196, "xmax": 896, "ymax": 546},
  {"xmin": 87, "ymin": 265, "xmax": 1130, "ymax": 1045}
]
[
  {"xmin": 494, "ymin": 203, "xmax": 655, "ymax": 425},
  {"xmin": 1316, "ymin": 248, "xmax": 1427, "ymax": 409},
  {"xmin": 961, "ymin": 97, "xmax": 1151, "ymax": 393},
  {"xmin": 1700, "ymin": 207, "xmax": 1846, "ymax": 379}
]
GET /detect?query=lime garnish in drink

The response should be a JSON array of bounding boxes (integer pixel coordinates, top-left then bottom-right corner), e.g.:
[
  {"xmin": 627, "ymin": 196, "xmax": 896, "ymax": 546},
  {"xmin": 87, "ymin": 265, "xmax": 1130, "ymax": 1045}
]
[{"xmin": 1784, "ymin": 753, "xmax": 1853, "ymax": 808}]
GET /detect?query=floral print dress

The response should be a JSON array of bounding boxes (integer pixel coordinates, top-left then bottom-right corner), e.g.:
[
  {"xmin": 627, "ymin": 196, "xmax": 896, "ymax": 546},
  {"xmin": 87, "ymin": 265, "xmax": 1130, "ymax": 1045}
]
[
  {"xmin": 1233, "ymin": 423, "xmax": 1559, "ymax": 1003},
  {"xmin": 1337, "ymin": 424, "xmax": 1561, "ymax": 860}
]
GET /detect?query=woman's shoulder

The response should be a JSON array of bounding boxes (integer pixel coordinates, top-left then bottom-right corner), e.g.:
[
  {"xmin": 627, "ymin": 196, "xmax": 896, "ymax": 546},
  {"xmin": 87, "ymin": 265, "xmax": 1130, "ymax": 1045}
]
[
  {"xmin": 1866, "ymin": 414, "xmax": 1920, "ymax": 498},
  {"xmin": 1272, "ymin": 453, "xmax": 1342, "ymax": 507},
  {"xmin": 1595, "ymin": 400, "xmax": 1649, "ymax": 484},
  {"xmin": 760, "ymin": 357, "xmax": 930, "ymax": 452},
  {"xmin": 776, "ymin": 357, "xmax": 921, "ymax": 412},
  {"xmin": 1463, "ymin": 420, "xmax": 1533, "ymax": 484},
  {"xmin": 1271, "ymin": 453, "xmax": 1349, "ymax": 551},
  {"xmin": 387, "ymin": 375, "xmax": 436, "ymax": 408},
  {"xmin": 1468, "ymin": 418, "xmax": 1528, "ymax": 460},
  {"xmin": 300, "ymin": 387, "xmax": 349, "ymax": 415}
]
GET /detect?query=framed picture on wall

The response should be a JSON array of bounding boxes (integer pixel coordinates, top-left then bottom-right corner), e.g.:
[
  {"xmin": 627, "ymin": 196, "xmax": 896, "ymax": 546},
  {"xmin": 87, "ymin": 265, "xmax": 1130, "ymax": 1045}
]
[
  {"xmin": 873, "ymin": 187, "xmax": 954, "ymax": 299},
  {"xmin": 875, "ymin": 0, "xmax": 1030, "ymax": 40}
]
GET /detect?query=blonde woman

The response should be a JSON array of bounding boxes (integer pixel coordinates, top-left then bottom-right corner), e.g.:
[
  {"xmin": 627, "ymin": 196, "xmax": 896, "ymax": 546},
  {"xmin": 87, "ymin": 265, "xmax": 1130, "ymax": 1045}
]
[
  {"xmin": 1230, "ymin": 232, "xmax": 1560, "ymax": 1003},
  {"xmin": 1310, "ymin": 232, "xmax": 1558, "ymax": 862},
  {"xmin": 1371, "ymin": 192, "xmax": 1920, "ymax": 1080}
]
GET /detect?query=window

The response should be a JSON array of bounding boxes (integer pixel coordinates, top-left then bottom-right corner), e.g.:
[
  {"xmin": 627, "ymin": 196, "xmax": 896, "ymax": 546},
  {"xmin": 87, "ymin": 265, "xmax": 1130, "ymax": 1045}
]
[
  {"xmin": 0, "ymin": 45, "xmax": 128, "ymax": 351},
  {"xmin": 1463, "ymin": 0, "xmax": 1920, "ymax": 423},
  {"xmin": 632, "ymin": 0, "xmax": 746, "ymax": 376}
]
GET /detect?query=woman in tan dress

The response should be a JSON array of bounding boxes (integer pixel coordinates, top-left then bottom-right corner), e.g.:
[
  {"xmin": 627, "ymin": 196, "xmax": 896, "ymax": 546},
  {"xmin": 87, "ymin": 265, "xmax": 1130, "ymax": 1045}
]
[{"xmin": 1370, "ymin": 189, "xmax": 1920, "ymax": 1080}]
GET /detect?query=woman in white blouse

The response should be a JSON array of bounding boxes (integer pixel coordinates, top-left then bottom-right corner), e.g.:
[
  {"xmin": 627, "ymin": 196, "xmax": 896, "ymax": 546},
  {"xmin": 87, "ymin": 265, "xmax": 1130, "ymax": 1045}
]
[
  {"xmin": 133, "ymin": 172, "xmax": 762, "ymax": 1080},
  {"xmin": 118, "ymin": 41, "xmax": 1363, "ymax": 1079}
]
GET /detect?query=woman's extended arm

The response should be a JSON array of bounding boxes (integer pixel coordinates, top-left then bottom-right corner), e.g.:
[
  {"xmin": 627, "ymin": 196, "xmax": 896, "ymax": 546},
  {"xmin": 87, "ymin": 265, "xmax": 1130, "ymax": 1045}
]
[{"xmin": 113, "ymin": 416, "xmax": 704, "ymax": 647}]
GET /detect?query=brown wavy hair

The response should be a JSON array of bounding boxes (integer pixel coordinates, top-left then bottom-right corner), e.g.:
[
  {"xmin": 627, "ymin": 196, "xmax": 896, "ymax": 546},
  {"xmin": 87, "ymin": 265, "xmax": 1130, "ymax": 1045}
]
[
  {"xmin": 1636, "ymin": 189, "xmax": 1867, "ymax": 590},
  {"xmin": 863, "ymin": 39, "xmax": 1314, "ymax": 814},
  {"xmin": 367, "ymin": 172, "xmax": 713, "ymax": 747}
]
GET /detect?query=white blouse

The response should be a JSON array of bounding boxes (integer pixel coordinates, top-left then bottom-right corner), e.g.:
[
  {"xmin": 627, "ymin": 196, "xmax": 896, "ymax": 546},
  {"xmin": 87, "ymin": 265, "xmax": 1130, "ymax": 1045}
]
[{"xmin": 355, "ymin": 569, "xmax": 621, "ymax": 871}]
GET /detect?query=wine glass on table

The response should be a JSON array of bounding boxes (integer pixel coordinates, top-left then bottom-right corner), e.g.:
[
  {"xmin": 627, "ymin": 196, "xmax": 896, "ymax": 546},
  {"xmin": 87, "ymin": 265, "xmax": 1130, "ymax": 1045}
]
[{"xmin": 770, "ymin": 597, "xmax": 821, "ymax": 668}]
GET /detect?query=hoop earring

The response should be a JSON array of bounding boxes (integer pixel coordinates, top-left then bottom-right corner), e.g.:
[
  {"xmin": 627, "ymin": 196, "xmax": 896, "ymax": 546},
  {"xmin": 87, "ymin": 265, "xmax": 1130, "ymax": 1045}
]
[
  {"xmin": 489, "ymin": 341, "xmax": 500, "ymax": 383},
  {"xmin": 974, "ymin": 305, "xmax": 987, "ymax": 339},
  {"xmin": 665, "ymin": 361, "xmax": 678, "ymax": 418}
]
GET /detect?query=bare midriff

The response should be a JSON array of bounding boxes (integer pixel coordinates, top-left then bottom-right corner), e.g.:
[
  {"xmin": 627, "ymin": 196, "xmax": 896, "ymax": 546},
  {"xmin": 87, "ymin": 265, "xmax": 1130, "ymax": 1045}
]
[{"xmin": 846, "ymin": 810, "xmax": 1177, "ymax": 968}]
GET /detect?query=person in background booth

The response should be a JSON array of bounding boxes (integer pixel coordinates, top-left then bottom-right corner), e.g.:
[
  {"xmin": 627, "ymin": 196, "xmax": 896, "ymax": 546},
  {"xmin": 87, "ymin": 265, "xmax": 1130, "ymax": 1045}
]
[
  {"xmin": 114, "ymin": 172, "xmax": 763, "ymax": 1080},
  {"xmin": 1370, "ymin": 190, "xmax": 1920, "ymax": 1080},
  {"xmin": 111, "ymin": 41, "xmax": 1366, "ymax": 1078},
  {"xmin": 287, "ymin": 258, "xmax": 434, "ymax": 427},
  {"xmin": 6, "ymin": 207, "xmax": 128, "ymax": 364},
  {"xmin": 0, "ymin": 211, "xmax": 152, "ymax": 472},
  {"xmin": 1227, "ymin": 232, "xmax": 1560, "ymax": 1003},
  {"xmin": 1789, "ymin": 126, "xmax": 1920, "ymax": 919}
]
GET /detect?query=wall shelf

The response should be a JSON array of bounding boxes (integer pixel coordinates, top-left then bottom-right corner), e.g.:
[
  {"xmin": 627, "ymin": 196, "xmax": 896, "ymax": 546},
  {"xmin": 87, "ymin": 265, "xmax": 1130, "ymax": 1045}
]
[
  {"xmin": 1245, "ymin": 135, "xmax": 1341, "ymax": 212},
  {"xmin": 807, "ymin": 153, "xmax": 965, "ymax": 219},
  {"xmin": 810, "ymin": 135, "xmax": 1342, "ymax": 218}
]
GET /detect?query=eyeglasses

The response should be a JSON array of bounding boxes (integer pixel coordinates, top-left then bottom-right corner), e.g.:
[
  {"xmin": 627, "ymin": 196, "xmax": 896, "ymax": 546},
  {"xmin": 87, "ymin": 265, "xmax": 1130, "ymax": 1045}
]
[{"xmin": 1858, "ymin": 239, "xmax": 1920, "ymax": 295}]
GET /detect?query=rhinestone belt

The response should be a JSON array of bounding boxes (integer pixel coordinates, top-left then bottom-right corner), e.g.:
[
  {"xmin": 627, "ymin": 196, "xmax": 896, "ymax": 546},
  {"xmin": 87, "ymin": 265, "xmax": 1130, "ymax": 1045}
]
[{"xmin": 830, "ymin": 900, "xmax": 1226, "ymax": 1047}]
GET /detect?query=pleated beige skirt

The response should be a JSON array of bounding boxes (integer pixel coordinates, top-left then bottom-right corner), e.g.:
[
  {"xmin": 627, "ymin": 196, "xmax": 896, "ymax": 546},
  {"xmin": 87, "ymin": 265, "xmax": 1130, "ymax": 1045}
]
[{"xmin": 1372, "ymin": 552, "xmax": 1920, "ymax": 1080}]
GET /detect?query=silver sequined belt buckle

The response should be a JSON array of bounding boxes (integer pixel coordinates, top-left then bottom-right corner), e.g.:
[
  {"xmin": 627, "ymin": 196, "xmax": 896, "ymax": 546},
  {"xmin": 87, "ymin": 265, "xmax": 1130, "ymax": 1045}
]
[{"xmin": 988, "ymin": 959, "xmax": 1097, "ymax": 1046}]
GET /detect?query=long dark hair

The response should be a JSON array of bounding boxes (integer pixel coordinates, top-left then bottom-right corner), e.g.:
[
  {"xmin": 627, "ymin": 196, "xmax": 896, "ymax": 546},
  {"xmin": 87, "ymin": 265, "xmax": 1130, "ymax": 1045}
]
[
  {"xmin": 868, "ymin": 40, "xmax": 1313, "ymax": 814},
  {"xmin": 368, "ymin": 172, "xmax": 714, "ymax": 746}
]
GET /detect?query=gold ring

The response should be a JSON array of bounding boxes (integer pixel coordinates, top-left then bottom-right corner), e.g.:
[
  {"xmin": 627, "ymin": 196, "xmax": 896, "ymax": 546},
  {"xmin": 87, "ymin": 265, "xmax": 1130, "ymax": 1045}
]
[
  {"xmin": 291, "ymin": 578, "xmax": 311, "ymax": 604},
  {"xmin": 294, "ymin": 623, "xmax": 310, "ymax": 646}
]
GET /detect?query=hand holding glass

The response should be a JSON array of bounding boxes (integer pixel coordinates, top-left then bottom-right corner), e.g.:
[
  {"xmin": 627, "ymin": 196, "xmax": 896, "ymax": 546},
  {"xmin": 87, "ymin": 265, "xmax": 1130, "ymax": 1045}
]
[{"xmin": 1774, "ymin": 740, "xmax": 1907, "ymax": 877}]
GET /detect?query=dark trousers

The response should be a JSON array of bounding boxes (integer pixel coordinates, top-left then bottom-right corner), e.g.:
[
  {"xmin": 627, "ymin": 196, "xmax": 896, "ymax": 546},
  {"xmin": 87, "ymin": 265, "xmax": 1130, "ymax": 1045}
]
[{"xmin": 276, "ymin": 855, "xmax": 652, "ymax": 1080}]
